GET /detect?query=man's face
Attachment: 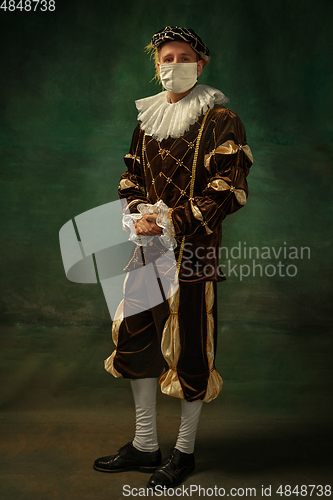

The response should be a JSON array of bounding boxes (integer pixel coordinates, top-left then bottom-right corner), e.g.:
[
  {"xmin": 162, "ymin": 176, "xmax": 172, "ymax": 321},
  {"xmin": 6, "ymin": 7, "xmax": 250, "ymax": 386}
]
[{"xmin": 157, "ymin": 40, "xmax": 204, "ymax": 77}]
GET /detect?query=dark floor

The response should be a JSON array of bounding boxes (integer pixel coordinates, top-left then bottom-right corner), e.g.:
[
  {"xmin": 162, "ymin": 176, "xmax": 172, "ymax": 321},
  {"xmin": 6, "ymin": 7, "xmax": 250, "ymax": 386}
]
[
  {"xmin": 1, "ymin": 323, "xmax": 332, "ymax": 499},
  {"xmin": 1, "ymin": 395, "xmax": 332, "ymax": 500}
]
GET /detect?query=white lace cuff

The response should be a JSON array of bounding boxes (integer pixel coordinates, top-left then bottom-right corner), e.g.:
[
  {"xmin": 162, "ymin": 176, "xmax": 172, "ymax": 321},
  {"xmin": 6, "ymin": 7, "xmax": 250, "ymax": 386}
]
[
  {"xmin": 122, "ymin": 200, "xmax": 176, "ymax": 250},
  {"xmin": 122, "ymin": 212, "xmax": 149, "ymax": 246},
  {"xmin": 154, "ymin": 200, "xmax": 176, "ymax": 250}
]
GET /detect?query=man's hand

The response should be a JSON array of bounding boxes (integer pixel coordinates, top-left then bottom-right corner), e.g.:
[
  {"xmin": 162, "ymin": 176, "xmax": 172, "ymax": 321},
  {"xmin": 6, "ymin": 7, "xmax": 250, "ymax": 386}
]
[{"xmin": 135, "ymin": 214, "xmax": 163, "ymax": 236}]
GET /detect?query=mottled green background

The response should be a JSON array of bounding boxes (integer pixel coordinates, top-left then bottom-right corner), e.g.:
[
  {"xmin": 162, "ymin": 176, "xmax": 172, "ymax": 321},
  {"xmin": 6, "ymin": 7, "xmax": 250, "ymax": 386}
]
[{"xmin": 1, "ymin": 0, "xmax": 332, "ymax": 419}]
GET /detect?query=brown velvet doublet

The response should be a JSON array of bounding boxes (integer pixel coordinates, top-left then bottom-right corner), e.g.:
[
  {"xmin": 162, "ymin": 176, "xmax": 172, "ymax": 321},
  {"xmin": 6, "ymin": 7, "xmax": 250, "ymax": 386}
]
[
  {"xmin": 104, "ymin": 103, "xmax": 253, "ymax": 402},
  {"xmin": 119, "ymin": 105, "xmax": 252, "ymax": 282}
]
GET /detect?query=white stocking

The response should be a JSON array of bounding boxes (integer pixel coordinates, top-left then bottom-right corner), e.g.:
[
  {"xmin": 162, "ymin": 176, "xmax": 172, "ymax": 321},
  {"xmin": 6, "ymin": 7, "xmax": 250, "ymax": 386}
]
[
  {"xmin": 130, "ymin": 378, "xmax": 159, "ymax": 453},
  {"xmin": 175, "ymin": 399, "xmax": 203, "ymax": 454}
]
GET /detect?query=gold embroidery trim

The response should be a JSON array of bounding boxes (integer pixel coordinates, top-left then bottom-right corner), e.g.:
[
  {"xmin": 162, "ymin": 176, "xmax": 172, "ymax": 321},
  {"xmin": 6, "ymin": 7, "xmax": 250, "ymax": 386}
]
[
  {"xmin": 174, "ymin": 236, "xmax": 186, "ymax": 284},
  {"xmin": 123, "ymin": 246, "xmax": 141, "ymax": 272},
  {"xmin": 142, "ymin": 134, "xmax": 147, "ymax": 181},
  {"xmin": 189, "ymin": 110, "xmax": 210, "ymax": 198}
]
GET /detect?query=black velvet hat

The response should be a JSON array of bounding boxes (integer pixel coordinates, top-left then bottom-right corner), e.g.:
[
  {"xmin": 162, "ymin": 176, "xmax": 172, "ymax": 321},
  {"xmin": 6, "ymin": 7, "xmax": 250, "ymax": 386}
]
[{"xmin": 150, "ymin": 26, "xmax": 210, "ymax": 65}]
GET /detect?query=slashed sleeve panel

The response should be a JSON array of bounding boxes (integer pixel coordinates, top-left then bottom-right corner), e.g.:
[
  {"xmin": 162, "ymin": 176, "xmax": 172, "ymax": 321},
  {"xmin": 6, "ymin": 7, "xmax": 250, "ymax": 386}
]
[{"xmin": 171, "ymin": 108, "xmax": 253, "ymax": 238}]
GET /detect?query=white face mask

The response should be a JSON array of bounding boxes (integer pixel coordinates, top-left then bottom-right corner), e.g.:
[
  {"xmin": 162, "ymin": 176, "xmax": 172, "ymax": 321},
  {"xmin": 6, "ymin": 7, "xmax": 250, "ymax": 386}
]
[{"xmin": 159, "ymin": 62, "xmax": 198, "ymax": 94}]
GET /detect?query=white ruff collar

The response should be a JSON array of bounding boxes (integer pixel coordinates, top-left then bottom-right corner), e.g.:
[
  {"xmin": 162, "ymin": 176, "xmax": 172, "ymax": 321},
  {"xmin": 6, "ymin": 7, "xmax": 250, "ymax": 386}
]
[{"xmin": 135, "ymin": 84, "xmax": 229, "ymax": 142}]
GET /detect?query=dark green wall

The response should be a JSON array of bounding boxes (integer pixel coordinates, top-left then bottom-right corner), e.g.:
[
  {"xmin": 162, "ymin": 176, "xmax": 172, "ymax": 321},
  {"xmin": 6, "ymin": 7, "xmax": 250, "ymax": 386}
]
[{"xmin": 1, "ymin": 0, "xmax": 332, "ymax": 415}]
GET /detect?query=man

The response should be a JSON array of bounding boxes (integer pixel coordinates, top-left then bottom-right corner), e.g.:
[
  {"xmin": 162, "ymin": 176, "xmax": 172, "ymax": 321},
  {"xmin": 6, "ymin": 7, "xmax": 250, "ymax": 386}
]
[{"xmin": 94, "ymin": 26, "xmax": 253, "ymax": 489}]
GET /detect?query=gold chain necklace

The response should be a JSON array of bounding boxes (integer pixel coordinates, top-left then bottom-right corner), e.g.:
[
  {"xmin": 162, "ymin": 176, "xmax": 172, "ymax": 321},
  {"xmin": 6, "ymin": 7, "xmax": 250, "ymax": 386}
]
[{"xmin": 175, "ymin": 108, "xmax": 211, "ymax": 282}]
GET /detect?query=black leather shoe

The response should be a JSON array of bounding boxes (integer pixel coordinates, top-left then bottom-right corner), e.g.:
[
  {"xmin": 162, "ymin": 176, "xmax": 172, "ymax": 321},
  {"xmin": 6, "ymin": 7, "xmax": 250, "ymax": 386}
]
[
  {"xmin": 147, "ymin": 448, "xmax": 195, "ymax": 489},
  {"xmin": 93, "ymin": 442, "xmax": 162, "ymax": 473}
]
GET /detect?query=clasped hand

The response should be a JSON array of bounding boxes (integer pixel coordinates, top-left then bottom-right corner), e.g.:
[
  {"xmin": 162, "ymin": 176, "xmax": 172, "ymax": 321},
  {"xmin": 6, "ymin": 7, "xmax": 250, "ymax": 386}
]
[{"xmin": 134, "ymin": 214, "xmax": 163, "ymax": 236}]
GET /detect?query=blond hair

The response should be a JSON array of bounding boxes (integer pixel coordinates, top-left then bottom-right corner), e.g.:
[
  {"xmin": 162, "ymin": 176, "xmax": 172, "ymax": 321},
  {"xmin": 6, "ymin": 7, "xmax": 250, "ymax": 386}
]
[{"xmin": 145, "ymin": 42, "xmax": 162, "ymax": 84}]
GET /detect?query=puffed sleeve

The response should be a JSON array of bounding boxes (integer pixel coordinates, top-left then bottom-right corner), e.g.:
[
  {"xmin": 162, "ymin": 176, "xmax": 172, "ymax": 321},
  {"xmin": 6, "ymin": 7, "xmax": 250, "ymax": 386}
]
[
  {"xmin": 118, "ymin": 124, "xmax": 149, "ymax": 213},
  {"xmin": 171, "ymin": 109, "xmax": 253, "ymax": 237}
]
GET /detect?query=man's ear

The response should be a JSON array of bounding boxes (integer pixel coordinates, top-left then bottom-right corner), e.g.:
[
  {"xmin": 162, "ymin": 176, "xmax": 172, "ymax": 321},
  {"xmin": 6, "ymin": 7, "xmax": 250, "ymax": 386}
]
[
  {"xmin": 157, "ymin": 62, "xmax": 160, "ymax": 72},
  {"xmin": 197, "ymin": 59, "xmax": 204, "ymax": 77}
]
